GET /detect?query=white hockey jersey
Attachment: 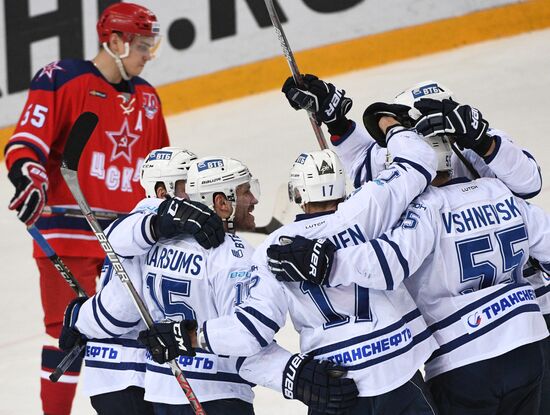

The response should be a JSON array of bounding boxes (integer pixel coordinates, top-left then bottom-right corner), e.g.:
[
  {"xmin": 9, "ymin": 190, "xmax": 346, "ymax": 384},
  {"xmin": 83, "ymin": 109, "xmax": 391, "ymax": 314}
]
[
  {"xmin": 332, "ymin": 122, "xmax": 550, "ymax": 316},
  {"xmin": 203, "ymin": 127, "xmax": 440, "ymax": 397},
  {"xmin": 77, "ymin": 198, "xmax": 159, "ymax": 397},
  {"xmin": 76, "ymin": 197, "xmax": 257, "ymax": 404},
  {"xmin": 328, "ymin": 177, "xmax": 550, "ymax": 380}
]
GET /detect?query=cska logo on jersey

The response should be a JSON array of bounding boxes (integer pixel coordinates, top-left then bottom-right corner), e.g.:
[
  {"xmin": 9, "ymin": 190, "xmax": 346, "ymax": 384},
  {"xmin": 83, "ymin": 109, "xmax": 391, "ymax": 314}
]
[
  {"xmin": 38, "ymin": 61, "xmax": 64, "ymax": 81},
  {"xmin": 105, "ymin": 119, "xmax": 141, "ymax": 163},
  {"xmin": 142, "ymin": 92, "xmax": 159, "ymax": 119}
]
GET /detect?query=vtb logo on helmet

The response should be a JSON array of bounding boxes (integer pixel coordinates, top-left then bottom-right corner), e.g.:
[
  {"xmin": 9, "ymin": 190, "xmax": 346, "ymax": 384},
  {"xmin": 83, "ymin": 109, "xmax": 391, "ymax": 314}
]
[
  {"xmin": 186, "ymin": 156, "xmax": 259, "ymax": 206},
  {"xmin": 392, "ymin": 80, "xmax": 455, "ymax": 173},
  {"xmin": 288, "ymin": 150, "xmax": 346, "ymax": 205},
  {"xmin": 140, "ymin": 147, "xmax": 197, "ymax": 198},
  {"xmin": 394, "ymin": 80, "xmax": 455, "ymax": 122}
]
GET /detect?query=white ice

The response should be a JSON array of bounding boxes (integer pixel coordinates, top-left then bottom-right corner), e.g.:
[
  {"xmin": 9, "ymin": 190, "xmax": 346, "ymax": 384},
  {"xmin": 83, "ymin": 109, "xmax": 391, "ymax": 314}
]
[{"xmin": 1, "ymin": 28, "xmax": 549, "ymax": 414}]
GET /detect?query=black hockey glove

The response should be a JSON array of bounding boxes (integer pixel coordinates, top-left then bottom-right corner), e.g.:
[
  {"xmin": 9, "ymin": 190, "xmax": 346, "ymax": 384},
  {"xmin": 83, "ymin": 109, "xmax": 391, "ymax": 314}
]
[
  {"xmin": 282, "ymin": 354, "xmax": 359, "ymax": 414},
  {"xmin": 282, "ymin": 74, "xmax": 353, "ymax": 135},
  {"xmin": 8, "ymin": 158, "xmax": 48, "ymax": 226},
  {"xmin": 414, "ymin": 98, "xmax": 492, "ymax": 155},
  {"xmin": 362, "ymin": 102, "xmax": 412, "ymax": 147},
  {"xmin": 151, "ymin": 198, "xmax": 225, "ymax": 249},
  {"xmin": 138, "ymin": 320, "xmax": 198, "ymax": 364},
  {"xmin": 267, "ymin": 235, "xmax": 336, "ymax": 285},
  {"xmin": 59, "ymin": 297, "xmax": 88, "ymax": 352}
]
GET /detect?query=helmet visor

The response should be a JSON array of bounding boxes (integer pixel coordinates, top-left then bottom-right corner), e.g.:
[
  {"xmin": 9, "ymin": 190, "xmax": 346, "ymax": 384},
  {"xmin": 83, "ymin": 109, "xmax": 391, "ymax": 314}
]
[{"xmin": 130, "ymin": 34, "xmax": 162, "ymax": 59}]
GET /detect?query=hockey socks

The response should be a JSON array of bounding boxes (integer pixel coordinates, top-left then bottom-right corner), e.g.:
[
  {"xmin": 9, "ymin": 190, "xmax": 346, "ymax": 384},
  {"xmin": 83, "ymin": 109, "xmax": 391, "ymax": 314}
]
[{"xmin": 41, "ymin": 345, "xmax": 82, "ymax": 415}]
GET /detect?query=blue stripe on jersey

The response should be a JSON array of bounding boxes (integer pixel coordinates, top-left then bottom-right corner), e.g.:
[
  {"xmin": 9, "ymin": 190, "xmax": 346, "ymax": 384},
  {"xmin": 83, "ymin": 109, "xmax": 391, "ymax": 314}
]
[
  {"xmin": 106, "ymin": 212, "xmax": 138, "ymax": 238},
  {"xmin": 91, "ymin": 296, "xmax": 120, "ymax": 338},
  {"xmin": 85, "ymin": 360, "xmax": 146, "ymax": 372},
  {"xmin": 4, "ymin": 141, "xmax": 48, "ymax": 164},
  {"xmin": 427, "ymin": 303, "xmax": 541, "ymax": 362},
  {"xmin": 141, "ymin": 215, "xmax": 155, "ymax": 245},
  {"xmin": 379, "ymin": 234, "xmax": 409, "ymax": 280},
  {"xmin": 513, "ymin": 151, "xmax": 542, "ymax": 198},
  {"xmin": 90, "ymin": 338, "xmax": 145, "ymax": 348},
  {"xmin": 235, "ymin": 311, "xmax": 269, "ymax": 347},
  {"xmin": 309, "ymin": 308, "xmax": 421, "ymax": 356},
  {"xmin": 239, "ymin": 306, "xmax": 280, "ymax": 333},
  {"xmin": 535, "ymin": 284, "xmax": 550, "ymax": 298},
  {"xmin": 482, "ymin": 135, "xmax": 502, "ymax": 164},
  {"xmin": 369, "ymin": 239, "xmax": 393, "ymax": 290},
  {"xmin": 354, "ymin": 143, "xmax": 375, "ymax": 189},
  {"xmin": 429, "ymin": 283, "xmax": 528, "ymax": 333},
  {"xmin": 97, "ymin": 290, "xmax": 141, "ymax": 328},
  {"xmin": 36, "ymin": 214, "xmax": 113, "ymax": 232},
  {"xmin": 145, "ymin": 364, "xmax": 255, "ymax": 386},
  {"xmin": 236, "ymin": 356, "xmax": 246, "ymax": 372},
  {"xmin": 392, "ymin": 157, "xmax": 432, "ymax": 188},
  {"xmin": 540, "ymin": 262, "xmax": 550, "ymax": 274},
  {"xmin": 341, "ymin": 327, "xmax": 433, "ymax": 371}
]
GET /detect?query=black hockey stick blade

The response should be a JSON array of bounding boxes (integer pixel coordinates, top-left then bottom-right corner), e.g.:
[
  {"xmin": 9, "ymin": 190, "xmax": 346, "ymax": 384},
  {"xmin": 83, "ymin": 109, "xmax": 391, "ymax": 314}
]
[
  {"xmin": 254, "ymin": 217, "xmax": 283, "ymax": 234},
  {"xmin": 61, "ymin": 112, "xmax": 99, "ymax": 171}
]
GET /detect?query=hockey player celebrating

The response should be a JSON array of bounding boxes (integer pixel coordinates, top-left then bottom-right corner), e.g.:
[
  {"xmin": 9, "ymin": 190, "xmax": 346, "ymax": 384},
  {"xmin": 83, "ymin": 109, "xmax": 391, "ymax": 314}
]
[
  {"xmin": 62, "ymin": 154, "xmax": 359, "ymax": 414},
  {"xmin": 281, "ymin": 75, "xmax": 541, "ymax": 198},
  {"xmin": 4, "ymin": 3, "xmax": 170, "ymax": 413},
  {"xmin": 268, "ymin": 120, "xmax": 550, "ymax": 414},
  {"xmin": 60, "ymin": 146, "xmax": 225, "ymax": 414},
  {"xmin": 145, "ymin": 116, "xmax": 445, "ymax": 413},
  {"xmin": 282, "ymin": 74, "xmax": 550, "ymax": 414}
]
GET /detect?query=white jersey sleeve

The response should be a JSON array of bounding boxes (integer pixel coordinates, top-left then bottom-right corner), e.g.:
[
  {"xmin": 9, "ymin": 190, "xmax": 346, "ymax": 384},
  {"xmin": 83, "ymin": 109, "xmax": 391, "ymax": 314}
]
[
  {"xmin": 238, "ymin": 342, "xmax": 292, "ymax": 393},
  {"xmin": 106, "ymin": 198, "xmax": 161, "ymax": 258},
  {"xmin": 329, "ymin": 121, "xmax": 387, "ymax": 188},
  {"xmin": 515, "ymin": 198, "xmax": 550, "ymax": 266},
  {"xmin": 452, "ymin": 129, "xmax": 541, "ymax": 198},
  {"xmin": 203, "ymin": 264, "xmax": 289, "ymax": 357},
  {"xmin": 330, "ymin": 192, "xmax": 439, "ymax": 289},
  {"xmin": 75, "ymin": 257, "xmax": 145, "ymax": 339}
]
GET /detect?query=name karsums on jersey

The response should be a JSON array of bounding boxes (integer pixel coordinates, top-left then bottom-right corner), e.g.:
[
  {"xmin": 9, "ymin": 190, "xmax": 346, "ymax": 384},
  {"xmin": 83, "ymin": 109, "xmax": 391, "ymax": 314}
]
[
  {"xmin": 441, "ymin": 195, "xmax": 521, "ymax": 235},
  {"xmin": 146, "ymin": 243, "xmax": 204, "ymax": 277}
]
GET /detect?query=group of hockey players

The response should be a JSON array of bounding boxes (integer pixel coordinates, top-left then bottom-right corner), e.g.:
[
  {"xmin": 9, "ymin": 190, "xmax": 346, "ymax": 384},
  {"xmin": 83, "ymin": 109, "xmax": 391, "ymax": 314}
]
[{"xmin": 4, "ymin": 2, "xmax": 550, "ymax": 415}]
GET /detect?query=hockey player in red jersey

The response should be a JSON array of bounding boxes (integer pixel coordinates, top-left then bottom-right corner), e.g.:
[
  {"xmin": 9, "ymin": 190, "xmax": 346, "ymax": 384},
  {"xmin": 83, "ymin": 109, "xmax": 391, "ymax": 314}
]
[{"xmin": 4, "ymin": 3, "xmax": 169, "ymax": 414}]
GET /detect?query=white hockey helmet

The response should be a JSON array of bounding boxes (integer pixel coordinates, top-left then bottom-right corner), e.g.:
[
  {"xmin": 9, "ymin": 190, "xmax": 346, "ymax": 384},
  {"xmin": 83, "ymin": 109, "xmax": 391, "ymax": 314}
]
[
  {"xmin": 393, "ymin": 80, "xmax": 455, "ymax": 122},
  {"xmin": 392, "ymin": 80, "xmax": 454, "ymax": 173},
  {"xmin": 186, "ymin": 156, "xmax": 260, "ymax": 207},
  {"xmin": 288, "ymin": 150, "xmax": 346, "ymax": 206},
  {"xmin": 140, "ymin": 147, "xmax": 197, "ymax": 198}
]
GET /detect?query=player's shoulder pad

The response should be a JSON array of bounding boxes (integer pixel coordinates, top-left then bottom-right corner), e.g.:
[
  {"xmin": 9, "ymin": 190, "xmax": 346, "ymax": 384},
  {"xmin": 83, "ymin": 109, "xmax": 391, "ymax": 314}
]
[{"xmin": 30, "ymin": 59, "xmax": 96, "ymax": 92}]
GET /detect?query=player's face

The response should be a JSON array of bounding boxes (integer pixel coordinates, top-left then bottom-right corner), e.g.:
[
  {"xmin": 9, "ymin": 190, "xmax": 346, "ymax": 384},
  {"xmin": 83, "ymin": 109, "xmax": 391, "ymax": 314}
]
[
  {"xmin": 233, "ymin": 182, "xmax": 259, "ymax": 232},
  {"xmin": 124, "ymin": 35, "xmax": 157, "ymax": 76}
]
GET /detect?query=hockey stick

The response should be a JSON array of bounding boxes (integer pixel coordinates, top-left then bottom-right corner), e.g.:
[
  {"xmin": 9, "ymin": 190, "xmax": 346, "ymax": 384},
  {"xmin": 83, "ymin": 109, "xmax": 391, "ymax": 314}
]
[
  {"xmin": 27, "ymin": 225, "xmax": 89, "ymax": 382},
  {"xmin": 450, "ymin": 142, "xmax": 481, "ymax": 179},
  {"xmin": 60, "ymin": 112, "xmax": 206, "ymax": 415},
  {"xmin": 43, "ymin": 206, "xmax": 120, "ymax": 221},
  {"xmin": 263, "ymin": 0, "xmax": 328, "ymax": 150},
  {"xmin": 27, "ymin": 225, "xmax": 87, "ymax": 297}
]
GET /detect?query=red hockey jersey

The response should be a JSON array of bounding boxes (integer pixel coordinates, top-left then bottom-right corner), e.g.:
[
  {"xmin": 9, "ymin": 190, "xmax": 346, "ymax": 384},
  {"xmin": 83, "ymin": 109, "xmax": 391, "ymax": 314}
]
[{"xmin": 5, "ymin": 59, "xmax": 170, "ymax": 258}]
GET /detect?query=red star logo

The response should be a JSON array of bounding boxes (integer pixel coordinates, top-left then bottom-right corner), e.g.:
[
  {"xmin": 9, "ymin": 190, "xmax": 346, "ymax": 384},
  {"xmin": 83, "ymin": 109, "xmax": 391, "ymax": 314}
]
[
  {"xmin": 38, "ymin": 61, "xmax": 64, "ymax": 81},
  {"xmin": 105, "ymin": 119, "xmax": 140, "ymax": 163}
]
